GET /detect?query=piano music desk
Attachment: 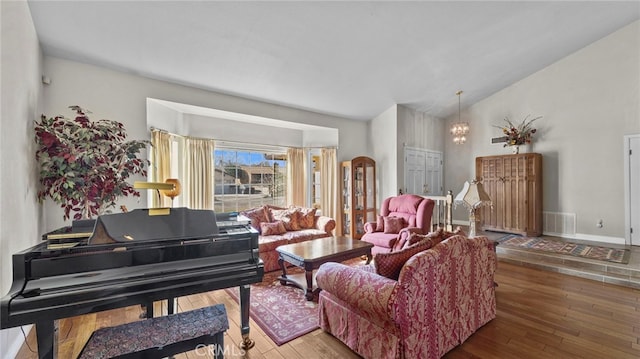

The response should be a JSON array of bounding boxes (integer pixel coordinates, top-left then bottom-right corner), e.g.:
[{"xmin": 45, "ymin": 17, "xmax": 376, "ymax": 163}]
[{"xmin": 78, "ymin": 304, "xmax": 228, "ymax": 359}]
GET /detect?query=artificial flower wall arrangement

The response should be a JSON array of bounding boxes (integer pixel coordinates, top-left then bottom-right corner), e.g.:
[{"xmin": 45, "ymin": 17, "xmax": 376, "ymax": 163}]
[
  {"xmin": 494, "ymin": 115, "xmax": 541, "ymax": 153},
  {"xmin": 35, "ymin": 106, "xmax": 149, "ymax": 220}
]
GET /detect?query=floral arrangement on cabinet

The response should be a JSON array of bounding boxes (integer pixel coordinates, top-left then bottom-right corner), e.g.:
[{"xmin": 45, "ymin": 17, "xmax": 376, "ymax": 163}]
[
  {"xmin": 35, "ymin": 106, "xmax": 149, "ymax": 220},
  {"xmin": 495, "ymin": 115, "xmax": 541, "ymax": 153}
]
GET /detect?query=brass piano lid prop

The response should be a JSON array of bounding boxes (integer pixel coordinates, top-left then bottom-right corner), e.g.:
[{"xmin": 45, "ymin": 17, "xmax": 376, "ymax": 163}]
[{"xmin": 134, "ymin": 181, "xmax": 175, "ymax": 216}]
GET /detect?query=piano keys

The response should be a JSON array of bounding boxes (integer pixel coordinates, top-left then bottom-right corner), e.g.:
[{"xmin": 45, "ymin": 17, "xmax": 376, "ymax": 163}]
[{"xmin": 1, "ymin": 208, "xmax": 264, "ymax": 359}]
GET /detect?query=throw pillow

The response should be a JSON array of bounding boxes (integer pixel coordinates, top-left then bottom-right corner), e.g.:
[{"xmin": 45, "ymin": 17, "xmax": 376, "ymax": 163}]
[
  {"xmin": 443, "ymin": 226, "xmax": 467, "ymax": 240},
  {"xmin": 240, "ymin": 206, "xmax": 270, "ymax": 234},
  {"xmin": 295, "ymin": 207, "xmax": 317, "ymax": 229},
  {"xmin": 264, "ymin": 204, "xmax": 286, "ymax": 220},
  {"xmin": 405, "ymin": 228, "xmax": 444, "ymax": 247},
  {"xmin": 375, "ymin": 240, "xmax": 434, "ymax": 280},
  {"xmin": 383, "ymin": 216, "xmax": 404, "ymax": 234},
  {"xmin": 260, "ymin": 221, "xmax": 287, "ymax": 236},
  {"xmin": 270, "ymin": 208, "xmax": 301, "ymax": 231},
  {"xmin": 375, "ymin": 215, "xmax": 384, "ymax": 232}
]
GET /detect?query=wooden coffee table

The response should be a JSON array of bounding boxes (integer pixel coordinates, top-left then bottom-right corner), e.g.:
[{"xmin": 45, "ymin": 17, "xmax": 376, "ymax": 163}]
[{"xmin": 276, "ymin": 236, "xmax": 373, "ymax": 301}]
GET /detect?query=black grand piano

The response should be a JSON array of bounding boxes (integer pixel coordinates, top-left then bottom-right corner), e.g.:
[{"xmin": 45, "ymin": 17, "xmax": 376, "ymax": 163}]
[{"xmin": 1, "ymin": 208, "xmax": 264, "ymax": 359}]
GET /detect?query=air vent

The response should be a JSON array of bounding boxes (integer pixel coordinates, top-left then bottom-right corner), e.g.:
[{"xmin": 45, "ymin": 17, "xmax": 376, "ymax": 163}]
[{"xmin": 543, "ymin": 212, "xmax": 576, "ymax": 236}]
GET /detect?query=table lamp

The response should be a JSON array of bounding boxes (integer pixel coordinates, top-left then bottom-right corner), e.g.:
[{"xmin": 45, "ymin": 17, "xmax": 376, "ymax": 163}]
[
  {"xmin": 161, "ymin": 178, "xmax": 181, "ymax": 207},
  {"xmin": 133, "ymin": 181, "xmax": 176, "ymax": 215},
  {"xmin": 454, "ymin": 179, "xmax": 492, "ymax": 237}
]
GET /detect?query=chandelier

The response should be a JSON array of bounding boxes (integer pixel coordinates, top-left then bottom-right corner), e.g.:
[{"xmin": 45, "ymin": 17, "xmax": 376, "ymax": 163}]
[{"xmin": 451, "ymin": 90, "xmax": 469, "ymax": 144}]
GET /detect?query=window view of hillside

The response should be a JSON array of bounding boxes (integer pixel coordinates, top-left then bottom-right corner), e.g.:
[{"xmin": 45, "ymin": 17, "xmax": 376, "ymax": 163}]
[{"xmin": 214, "ymin": 149, "xmax": 287, "ymax": 213}]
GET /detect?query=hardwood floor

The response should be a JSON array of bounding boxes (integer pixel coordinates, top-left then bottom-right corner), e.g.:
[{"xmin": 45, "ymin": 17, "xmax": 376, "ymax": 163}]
[{"xmin": 15, "ymin": 262, "xmax": 640, "ymax": 359}]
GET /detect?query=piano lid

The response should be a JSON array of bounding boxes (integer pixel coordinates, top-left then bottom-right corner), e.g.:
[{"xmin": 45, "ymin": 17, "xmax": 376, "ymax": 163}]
[{"xmin": 89, "ymin": 207, "xmax": 218, "ymax": 245}]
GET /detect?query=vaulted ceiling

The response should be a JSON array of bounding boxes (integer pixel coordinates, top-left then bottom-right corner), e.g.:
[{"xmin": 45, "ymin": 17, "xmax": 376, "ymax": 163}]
[{"xmin": 27, "ymin": 1, "xmax": 640, "ymax": 120}]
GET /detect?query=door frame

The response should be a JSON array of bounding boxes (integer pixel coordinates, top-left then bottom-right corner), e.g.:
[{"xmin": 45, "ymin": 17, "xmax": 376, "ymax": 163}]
[{"xmin": 623, "ymin": 134, "xmax": 640, "ymax": 245}]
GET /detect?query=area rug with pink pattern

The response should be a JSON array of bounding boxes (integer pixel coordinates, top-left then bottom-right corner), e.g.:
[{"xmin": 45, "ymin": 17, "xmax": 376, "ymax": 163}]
[
  {"xmin": 225, "ymin": 258, "xmax": 366, "ymax": 345},
  {"xmin": 498, "ymin": 235, "xmax": 630, "ymax": 264}
]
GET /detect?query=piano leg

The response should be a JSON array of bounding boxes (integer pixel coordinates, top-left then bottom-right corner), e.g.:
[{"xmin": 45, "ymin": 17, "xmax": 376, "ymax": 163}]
[
  {"xmin": 146, "ymin": 302, "xmax": 154, "ymax": 318},
  {"xmin": 141, "ymin": 299, "xmax": 174, "ymax": 319},
  {"xmin": 35, "ymin": 320, "xmax": 54, "ymax": 359},
  {"xmin": 167, "ymin": 297, "xmax": 175, "ymax": 314},
  {"xmin": 239, "ymin": 284, "xmax": 255, "ymax": 350}
]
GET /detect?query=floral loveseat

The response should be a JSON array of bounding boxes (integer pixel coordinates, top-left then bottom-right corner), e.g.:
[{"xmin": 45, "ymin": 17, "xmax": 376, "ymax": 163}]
[
  {"xmin": 241, "ymin": 205, "xmax": 336, "ymax": 272},
  {"xmin": 316, "ymin": 233, "xmax": 496, "ymax": 359}
]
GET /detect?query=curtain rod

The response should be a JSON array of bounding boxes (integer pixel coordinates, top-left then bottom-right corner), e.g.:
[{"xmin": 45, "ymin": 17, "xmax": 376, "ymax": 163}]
[
  {"xmin": 150, "ymin": 127, "xmax": 214, "ymax": 142},
  {"xmin": 304, "ymin": 146, "xmax": 339, "ymax": 149},
  {"xmin": 151, "ymin": 127, "xmax": 337, "ymax": 150}
]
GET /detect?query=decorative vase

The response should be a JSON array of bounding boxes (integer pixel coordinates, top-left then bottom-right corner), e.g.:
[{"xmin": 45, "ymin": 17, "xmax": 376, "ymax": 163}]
[{"xmin": 511, "ymin": 145, "xmax": 520, "ymax": 154}]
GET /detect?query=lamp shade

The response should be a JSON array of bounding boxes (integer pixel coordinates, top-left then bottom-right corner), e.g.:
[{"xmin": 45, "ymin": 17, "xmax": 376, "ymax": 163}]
[
  {"xmin": 161, "ymin": 178, "xmax": 181, "ymax": 200},
  {"xmin": 454, "ymin": 180, "xmax": 492, "ymax": 209}
]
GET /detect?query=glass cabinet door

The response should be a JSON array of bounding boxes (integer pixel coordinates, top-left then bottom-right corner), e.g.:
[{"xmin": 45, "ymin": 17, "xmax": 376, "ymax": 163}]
[
  {"xmin": 364, "ymin": 162, "xmax": 376, "ymax": 223},
  {"xmin": 340, "ymin": 156, "xmax": 376, "ymax": 239},
  {"xmin": 341, "ymin": 164, "xmax": 351, "ymax": 235}
]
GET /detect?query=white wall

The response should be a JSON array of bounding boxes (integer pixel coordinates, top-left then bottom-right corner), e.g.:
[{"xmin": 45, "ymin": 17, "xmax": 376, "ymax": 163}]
[
  {"xmin": 369, "ymin": 105, "xmax": 398, "ymax": 200},
  {"xmin": 0, "ymin": 0, "xmax": 44, "ymax": 356},
  {"xmin": 148, "ymin": 99, "xmax": 340, "ymax": 149},
  {"xmin": 146, "ymin": 100, "xmax": 184, "ymax": 134},
  {"xmin": 397, "ymin": 105, "xmax": 446, "ymax": 193},
  {"xmin": 444, "ymin": 20, "xmax": 640, "ymax": 242},
  {"xmin": 397, "ymin": 105, "xmax": 446, "ymax": 152},
  {"xmin": 302, "ymin": 127, "xmax": 339, "ymax": 148},
  {"xmin": 42, "ymin": 56, "xmax": 368, "ymax": 230},
  {"xmin": 185, "ymin": 113, "xmax": 305, "ymax": 147},
  {"xmin": 368, "ymin": 104, "xmax": 446, "ymax": 207}
]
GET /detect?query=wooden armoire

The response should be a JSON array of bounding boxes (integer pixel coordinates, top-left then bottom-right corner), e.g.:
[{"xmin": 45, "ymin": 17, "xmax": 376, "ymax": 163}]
[{"xmin": 475, "ymin": 153, "xmax": 542, "ymax": 236}]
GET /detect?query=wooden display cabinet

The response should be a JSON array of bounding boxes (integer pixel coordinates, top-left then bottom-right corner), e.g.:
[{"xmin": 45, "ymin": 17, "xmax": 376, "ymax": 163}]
[
  {"xmin": 340, "ymin": 156, "xmax": 376, "ymax": 239},
  {"xmin": 476, "ymin": 153, "xmax": 543, "ymax": 236}
]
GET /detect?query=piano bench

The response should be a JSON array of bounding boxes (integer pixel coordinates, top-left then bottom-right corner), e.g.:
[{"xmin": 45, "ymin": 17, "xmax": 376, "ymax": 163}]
[{"xmin": 78, "ymin": 304, "xmax": 228, "ymax": 359}]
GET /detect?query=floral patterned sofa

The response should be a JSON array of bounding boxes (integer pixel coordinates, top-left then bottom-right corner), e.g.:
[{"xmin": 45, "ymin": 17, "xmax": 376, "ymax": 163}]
[
  {"xmin": 241, "ymin": 205, "xmax": 336, "ymax": 272},
  {"xmin": 316, "ymin": 234, "xmax": 497, "ymax": 359}
]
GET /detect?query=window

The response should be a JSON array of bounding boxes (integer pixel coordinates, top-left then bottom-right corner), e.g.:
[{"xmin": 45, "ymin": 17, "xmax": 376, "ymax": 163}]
[{"xmin": 214, "ymin": 146, "xmax": 287, "ymax": 213}]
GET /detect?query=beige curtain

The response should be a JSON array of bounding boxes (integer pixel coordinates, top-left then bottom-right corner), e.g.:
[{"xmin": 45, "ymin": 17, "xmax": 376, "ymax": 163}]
[
  {"xmin": 150, "ymin": 130, "xmax": 172, "ymax": 208},
  {"xmin": 320, "ymin": 148, "xmax": 337, "ymax": 223},
  {"xmin": 287, "ymin": 148, "xmax": 307, "ymax": 206},
  {"xmin": 183, "ymin": 137, "xmax": 215, "ymax": 209}
]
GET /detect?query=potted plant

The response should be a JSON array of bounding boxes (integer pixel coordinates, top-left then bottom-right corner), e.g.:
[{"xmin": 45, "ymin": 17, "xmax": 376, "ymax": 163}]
[
  {"xmin": 35, "ymin": 106, "xmax": 149, "ymax": 220},
  {"xmin": 495, "ymin": 115, "xmax": 541, "ymax": 154}
]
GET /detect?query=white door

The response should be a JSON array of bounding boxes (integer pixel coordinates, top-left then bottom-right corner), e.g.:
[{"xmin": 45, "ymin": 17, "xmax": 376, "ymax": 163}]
[
  {"xmin": 425, "ymin": 151, "xmax": 443, "ymax": 196},
  {"xmin": 405, "ymin": 148, "xmax": 425, "ymax": 195},
  {"xmin": 404, "ymin": 148, "xmax": 443, "ymax": 196},
  {"xmin": 629, "ymin": 136, "xmax": 640, "ymax": 245}
]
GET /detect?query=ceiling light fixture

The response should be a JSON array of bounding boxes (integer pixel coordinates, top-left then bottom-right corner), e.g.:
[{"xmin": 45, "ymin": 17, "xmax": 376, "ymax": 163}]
[{"xmin": 451, "ymin": 90, "xmax": 469, "ymax": 144}]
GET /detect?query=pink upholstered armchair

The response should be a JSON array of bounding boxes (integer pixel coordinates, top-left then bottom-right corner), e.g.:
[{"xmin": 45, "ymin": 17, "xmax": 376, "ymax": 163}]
[
  {"xmin": 316, "ymin": 235, "xmax": 497, "ymax": 359},
  {"xmin": 361, "ymin": 194, "xmax": 435, "ymax": 255}
]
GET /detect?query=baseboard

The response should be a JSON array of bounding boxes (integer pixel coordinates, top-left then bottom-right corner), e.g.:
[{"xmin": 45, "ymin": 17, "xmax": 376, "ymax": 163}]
[
  {"xmin": 1, "ymin": 325, "xmax": 31, "ymax": 358},
  {"xmin": 451, "ymin": 220, "xmax": 626, "ymax": 245},
  {"xmin": 544, "ymin": 232, "xmax": 627, "ymax": 245}
]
